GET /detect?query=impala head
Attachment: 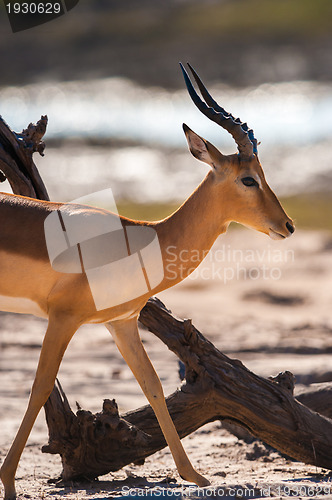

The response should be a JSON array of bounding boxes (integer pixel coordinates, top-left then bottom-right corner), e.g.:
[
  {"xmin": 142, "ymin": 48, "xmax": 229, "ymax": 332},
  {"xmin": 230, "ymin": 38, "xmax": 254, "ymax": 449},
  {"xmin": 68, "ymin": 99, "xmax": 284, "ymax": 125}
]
[{"xmin": 181, "ymin": 63, "xmax": 294, "ymax": 240}]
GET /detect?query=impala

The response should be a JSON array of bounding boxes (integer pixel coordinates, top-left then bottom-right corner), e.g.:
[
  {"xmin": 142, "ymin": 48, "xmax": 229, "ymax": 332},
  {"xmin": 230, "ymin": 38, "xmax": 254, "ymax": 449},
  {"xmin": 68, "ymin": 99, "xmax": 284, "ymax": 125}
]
[{"xmin": 0, "ymin": 64, "xmax": 294, "ymax": 499}]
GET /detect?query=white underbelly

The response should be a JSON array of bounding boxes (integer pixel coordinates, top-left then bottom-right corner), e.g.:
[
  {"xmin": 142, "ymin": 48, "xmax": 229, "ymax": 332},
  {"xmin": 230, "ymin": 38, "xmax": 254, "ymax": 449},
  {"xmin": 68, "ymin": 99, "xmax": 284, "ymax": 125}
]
[
  {"xmin": 88, "ymin": 310, "xmax": 138, "ymax": 324},
  {"xmin": 0, "ymin": 295, "xmax": 47, "ymax": 318}
]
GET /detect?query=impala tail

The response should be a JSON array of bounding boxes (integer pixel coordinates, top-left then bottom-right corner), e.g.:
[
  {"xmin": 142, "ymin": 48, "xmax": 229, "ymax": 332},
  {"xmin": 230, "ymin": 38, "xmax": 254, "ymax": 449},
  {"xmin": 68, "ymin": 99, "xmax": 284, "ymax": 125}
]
[{"xmin": 180, "ymin": 63, "xmax": 295, "ymax": 240}]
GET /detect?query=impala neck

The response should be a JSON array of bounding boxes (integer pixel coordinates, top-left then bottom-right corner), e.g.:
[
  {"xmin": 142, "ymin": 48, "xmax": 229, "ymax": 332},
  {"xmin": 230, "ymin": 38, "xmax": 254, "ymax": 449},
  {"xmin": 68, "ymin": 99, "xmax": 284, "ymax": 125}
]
[{"xmin": 157, "ymin": 170, "xmax": 229, "ymax": 289}]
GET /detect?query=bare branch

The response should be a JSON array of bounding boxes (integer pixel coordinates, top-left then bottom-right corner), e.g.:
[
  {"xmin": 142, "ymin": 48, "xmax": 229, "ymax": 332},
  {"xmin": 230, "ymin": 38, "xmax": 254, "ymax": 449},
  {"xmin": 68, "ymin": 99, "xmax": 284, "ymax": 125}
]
[
  {"xmin": 42, "ymin": 298, "xmax": 332, "ymax": 480},
  {"xmin": 0, "ymin": 115, "xmax": 49, "ymax": 200}
]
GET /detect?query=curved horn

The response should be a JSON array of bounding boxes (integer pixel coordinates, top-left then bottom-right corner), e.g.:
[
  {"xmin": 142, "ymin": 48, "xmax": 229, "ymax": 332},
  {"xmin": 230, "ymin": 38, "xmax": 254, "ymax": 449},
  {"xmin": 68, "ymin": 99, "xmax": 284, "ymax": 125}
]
[{"xmin": 180, "ymin": 63, "xmax": 258, "ymax": 159}]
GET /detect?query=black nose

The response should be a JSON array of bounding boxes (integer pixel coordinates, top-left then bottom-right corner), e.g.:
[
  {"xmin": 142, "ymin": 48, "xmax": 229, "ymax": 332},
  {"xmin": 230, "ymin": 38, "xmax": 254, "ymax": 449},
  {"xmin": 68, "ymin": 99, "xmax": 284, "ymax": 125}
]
[{"xmin": 286, "ymin": 221, "xmax": 295, "ymax": 234}]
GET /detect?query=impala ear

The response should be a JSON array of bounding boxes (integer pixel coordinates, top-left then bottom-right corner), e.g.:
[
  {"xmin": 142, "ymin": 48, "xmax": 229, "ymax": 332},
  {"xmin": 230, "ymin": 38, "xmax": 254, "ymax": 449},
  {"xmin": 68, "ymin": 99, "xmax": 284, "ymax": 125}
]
[{"xmin": 183, "ymin": 123, "xmax": 226, "ymax": 170}]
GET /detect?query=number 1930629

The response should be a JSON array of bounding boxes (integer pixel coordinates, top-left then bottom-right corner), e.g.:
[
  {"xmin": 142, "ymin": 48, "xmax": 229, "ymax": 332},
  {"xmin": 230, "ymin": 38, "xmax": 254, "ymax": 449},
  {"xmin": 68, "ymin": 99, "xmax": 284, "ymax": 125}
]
[{"xmin": 6, "ymin": 2, "xmax": 62, "ymax": 14}]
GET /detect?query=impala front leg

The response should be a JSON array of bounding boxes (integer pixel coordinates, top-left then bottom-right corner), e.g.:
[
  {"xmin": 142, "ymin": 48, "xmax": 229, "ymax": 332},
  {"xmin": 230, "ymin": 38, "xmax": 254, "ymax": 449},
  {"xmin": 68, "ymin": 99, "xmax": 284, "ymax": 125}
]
[
  {"xmin": 0, "ymin": 312, "xmax": 79, "ymax": 500},
  {"xmin": 106, "ymin": 318, "xmax": 209, "ymax": 487}
]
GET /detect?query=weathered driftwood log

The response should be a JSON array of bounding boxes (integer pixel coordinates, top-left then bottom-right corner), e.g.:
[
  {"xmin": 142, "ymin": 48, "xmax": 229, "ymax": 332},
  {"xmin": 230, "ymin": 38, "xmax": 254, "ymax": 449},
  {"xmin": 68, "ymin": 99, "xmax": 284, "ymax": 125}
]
[
  {"xmin": 40, "ymin": 297, "xmax": 332, "ymax": 480},
  {"xmin": 0, "ymin": 115, "xmax": 49, "ymax": 200},
  {"xmin": 2, "ymin": 115, "xmax": 332, "ymax": 481}
]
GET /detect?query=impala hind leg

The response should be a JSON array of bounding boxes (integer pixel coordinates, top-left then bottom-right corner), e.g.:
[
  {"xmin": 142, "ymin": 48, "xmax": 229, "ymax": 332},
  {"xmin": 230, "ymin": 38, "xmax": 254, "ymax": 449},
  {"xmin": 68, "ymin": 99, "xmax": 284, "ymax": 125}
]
[
  {"xmin": 0, "ymin": 312, "xmax": 79, "ymax": 500},
  {"xmin": 106, "ymin": 318, "xmax": 209, "ymax": 487}
]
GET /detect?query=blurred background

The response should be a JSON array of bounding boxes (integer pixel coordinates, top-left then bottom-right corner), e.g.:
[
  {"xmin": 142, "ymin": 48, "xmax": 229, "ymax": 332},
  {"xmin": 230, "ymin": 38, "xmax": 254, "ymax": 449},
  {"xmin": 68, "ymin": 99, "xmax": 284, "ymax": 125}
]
[
  {"xmin": 0, "ymin": 0, "xmax": 331, "ymax": 227},
  {"xmin": 1, "ymin": 0, "xmax": 332, "ymax": 456}
]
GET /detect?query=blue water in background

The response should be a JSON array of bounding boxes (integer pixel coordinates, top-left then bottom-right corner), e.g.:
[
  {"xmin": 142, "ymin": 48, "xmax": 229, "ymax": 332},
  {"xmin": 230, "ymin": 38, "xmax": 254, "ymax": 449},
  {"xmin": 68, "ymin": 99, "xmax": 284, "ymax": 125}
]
[{"xmin": 0, "ymin": 77, "xmax": 331, "ymax": 202}]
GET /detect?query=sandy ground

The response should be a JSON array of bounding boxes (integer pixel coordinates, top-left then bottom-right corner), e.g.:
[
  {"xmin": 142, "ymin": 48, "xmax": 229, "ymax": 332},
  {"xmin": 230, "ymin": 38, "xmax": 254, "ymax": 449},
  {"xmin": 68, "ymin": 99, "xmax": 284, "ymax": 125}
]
[{"xmin": 1, "ymin": 227, "xmax": 332, "ymax": 499}]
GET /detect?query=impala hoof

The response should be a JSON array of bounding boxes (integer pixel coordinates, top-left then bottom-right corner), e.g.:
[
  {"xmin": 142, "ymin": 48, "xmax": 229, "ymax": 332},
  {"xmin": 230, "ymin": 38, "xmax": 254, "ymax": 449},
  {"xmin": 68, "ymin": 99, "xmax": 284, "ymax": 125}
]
[
  {"xmin": 194, "ymin": 473, "xmax": 210, "ymax": 487},
  {"xmin": 4, "ymin": 491, "xmax": 16, "ymax": 500},
  {"xmin": 1, "ymin": 478, "xmax": 16, "ymax": 500},
  {"xmin": 180, "ymin": 469, "xmax": 210, "ymax": 487}
]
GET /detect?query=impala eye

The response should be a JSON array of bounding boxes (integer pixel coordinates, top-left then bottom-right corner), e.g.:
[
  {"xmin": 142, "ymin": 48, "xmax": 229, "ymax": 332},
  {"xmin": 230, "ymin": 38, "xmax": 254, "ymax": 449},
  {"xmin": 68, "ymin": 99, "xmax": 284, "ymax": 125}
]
[{"xmin": 241, "ymin": 176, "xmax": 258, "ymax": 187}]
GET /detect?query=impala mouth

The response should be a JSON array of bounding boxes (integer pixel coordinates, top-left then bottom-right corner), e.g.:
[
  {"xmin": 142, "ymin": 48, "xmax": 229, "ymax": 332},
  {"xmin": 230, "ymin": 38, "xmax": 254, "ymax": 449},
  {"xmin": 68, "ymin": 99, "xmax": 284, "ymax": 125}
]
[{"xmin": 269, "ymin": 228, "xmax": 286, "ymax": 240}]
